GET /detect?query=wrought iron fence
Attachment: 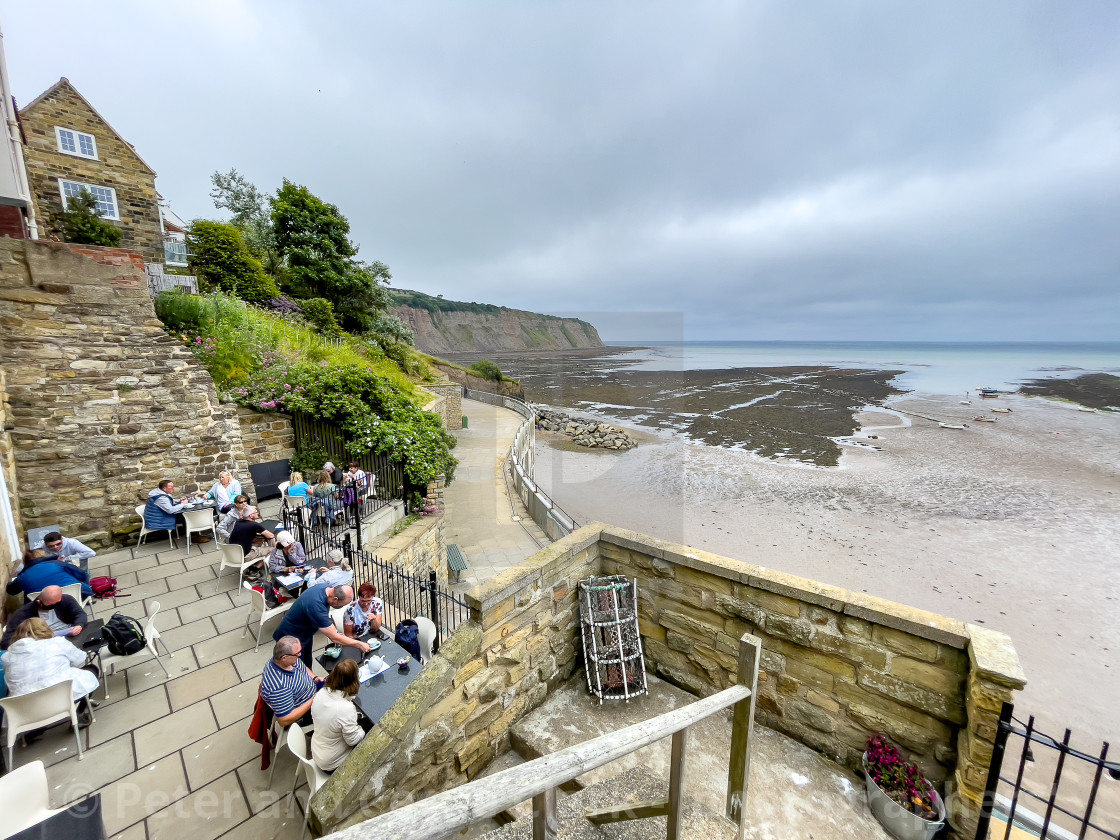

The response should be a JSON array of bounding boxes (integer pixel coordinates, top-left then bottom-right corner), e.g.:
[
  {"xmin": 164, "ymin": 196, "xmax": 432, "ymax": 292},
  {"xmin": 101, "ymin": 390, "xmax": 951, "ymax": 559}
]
[
  {"xmin": 977, "ymin": 702, "xmax": 1120, "ymax": 839},
  {"xmin": 342, "ymin": 537, "xmax": 471, "ymax": 652},
  {"xmin": 290, "ymin": 412, "xmax": 405, "ymax": 501},
  {"xmin": 462, "ymin": 387, "xmax": 577, "ymax": 540}
]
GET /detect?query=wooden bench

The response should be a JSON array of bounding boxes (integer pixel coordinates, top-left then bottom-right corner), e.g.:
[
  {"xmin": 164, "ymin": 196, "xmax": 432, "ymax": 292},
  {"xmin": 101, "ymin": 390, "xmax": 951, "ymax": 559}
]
[{"xmin": 446, "ymin": 544, "xmax": 469, "ymax": 582}]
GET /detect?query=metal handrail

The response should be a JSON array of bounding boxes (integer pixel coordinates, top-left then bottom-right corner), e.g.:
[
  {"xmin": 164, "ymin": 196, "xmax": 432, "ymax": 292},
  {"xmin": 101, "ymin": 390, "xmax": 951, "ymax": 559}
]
[{"xmin": 326, "ymin": 634, "xmax": 760, "ymax": 840}]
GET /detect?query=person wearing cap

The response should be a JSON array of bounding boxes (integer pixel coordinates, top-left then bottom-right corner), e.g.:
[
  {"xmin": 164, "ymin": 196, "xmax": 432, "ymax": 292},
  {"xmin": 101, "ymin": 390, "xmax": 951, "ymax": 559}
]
[
  {"xmin": 307, "ymin": 549, "xmax": 353, "ymax": 590},
  {"xmin": 268, "ymin": 531, "xmax": 308, "ymax": 577}
]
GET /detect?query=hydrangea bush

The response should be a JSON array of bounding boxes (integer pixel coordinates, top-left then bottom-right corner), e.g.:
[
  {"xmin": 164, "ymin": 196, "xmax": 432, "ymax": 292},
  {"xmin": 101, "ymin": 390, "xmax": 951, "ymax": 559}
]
[{"xmin": 864, "ymin": 735, "xmax": 939, "ymax": 820}]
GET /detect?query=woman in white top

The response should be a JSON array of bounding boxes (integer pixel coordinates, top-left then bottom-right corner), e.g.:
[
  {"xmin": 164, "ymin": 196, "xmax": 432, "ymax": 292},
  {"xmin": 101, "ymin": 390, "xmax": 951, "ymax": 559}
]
[
  {"xmin": 2, "ymin": 617, "xmax": 99, "ymax": 701},
  {"xmin": 307, "ymin": 549, "xmax": 354, "ymax": 590},
  {"xmin": 207, "ymin": 470, "xmax": 243, "ymax": 513},
  {"xmin": 310, "ymin": 659, "xmax": 365, "ymax": 772}
]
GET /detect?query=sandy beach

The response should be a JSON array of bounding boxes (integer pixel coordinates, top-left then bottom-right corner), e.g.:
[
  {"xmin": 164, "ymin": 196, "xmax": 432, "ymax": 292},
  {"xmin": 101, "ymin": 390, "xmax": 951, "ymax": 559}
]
[{"xmin": 532, "ymin": 391, "xmax": 1119, "ymax": 808}]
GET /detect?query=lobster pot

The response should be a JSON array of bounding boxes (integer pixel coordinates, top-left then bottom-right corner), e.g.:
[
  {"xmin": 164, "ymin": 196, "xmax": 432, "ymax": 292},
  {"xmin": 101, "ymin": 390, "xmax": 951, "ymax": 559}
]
[{"xmin": 578, "ymin": 575, "xmax": 647, "ymax": 703}]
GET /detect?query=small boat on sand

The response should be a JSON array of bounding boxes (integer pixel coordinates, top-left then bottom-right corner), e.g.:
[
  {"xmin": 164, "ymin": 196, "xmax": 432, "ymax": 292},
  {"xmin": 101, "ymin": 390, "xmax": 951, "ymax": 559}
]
[
  {"xmin": 990, "ymin": 407, "xmax": 1012, "ymax": 414},
  {"xmin": 979, "ymin": 388, "xmax": 1000, "ymax": 398},
  {"xmin": 972, "ymin": 416, "xmax": 995, "ymax": 423},
  {"xmin": 940, "ymin": 423, "xmax": 968, "ymax": 429}
]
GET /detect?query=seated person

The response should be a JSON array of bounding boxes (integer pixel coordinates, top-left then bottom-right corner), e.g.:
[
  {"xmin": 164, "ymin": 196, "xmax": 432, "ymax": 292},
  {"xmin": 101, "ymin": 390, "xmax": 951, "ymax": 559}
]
[
  {"xmin": 273, "ymin": 585, "xmax": 368, "ymax": 668},
  {"xmin": 261, "ymin": 636, "xmax": 320, "ymax": 727},
  {"xmin": 268, "ymin": 531, "xmax": 308, "ymax": 577},
  {"xmin": 340, "ymin": 462, "xmax": 368, "ymax": 504},
  {"xmin": 343, "ymin": 582, "xmax": 384, "ymax": 639},
  {"xmin": 6, "ymin": 556, "xmax": 92, "ymax": 599},
  {"xmin": 230, "ymin": 507, "xmax": 275, "ymax": 581},
  {"xmin": 286, "ymin": 472, "xmax": 311, "ymax": 499},
  {"xmin": 144, "ymin": 479, "xmax": 190, "ymax": 538},
  {"xmin": 206, "ymin": 470, "xmax": 243, "ymax": 513},
  {"xmin": 323, "ymin": 461, "xmax": 345, "ymax": 486},
  {"xmin": 309, "ymin": 470, "xmax": 339, "ymax": 521},
  {"xmin": 2, "ymin": 617, "xmax": 99, "ymax": 703},
  {"xmin": 311, "ymin": 659, "xmax": 367, "ymax": 772},
  {"xmin": 1, "ymin": 585, "xmax": 88, "ymax": 649},
  {"xmin": 216, "ymin": 495, "xmax": 252, "ymax": 542},
  {"xmin": 307, "ymin": 549, "xmax": 353, "ymax": 590},
  {"xmin": 42, "ymin": 531, "xmax": 96, "ymax": 575}
]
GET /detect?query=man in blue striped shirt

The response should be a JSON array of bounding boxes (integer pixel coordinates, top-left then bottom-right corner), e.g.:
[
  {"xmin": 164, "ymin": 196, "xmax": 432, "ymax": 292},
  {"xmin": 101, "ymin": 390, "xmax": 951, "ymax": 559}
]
[{"xmin": 261, "ymin": 636, "xmax": 319, "ymax": 726}]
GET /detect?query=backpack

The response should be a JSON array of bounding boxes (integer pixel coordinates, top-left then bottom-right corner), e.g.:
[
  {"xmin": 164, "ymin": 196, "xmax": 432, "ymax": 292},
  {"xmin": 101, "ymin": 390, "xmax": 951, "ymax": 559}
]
[
  {"xmin": 394, "ymin": 619, "xmax": 421, "ymax": 659},
  {"xmin": 90, "ymin": 576, "xmax": 128, "ymax": 599},
  {"xmin": 102, "ymin": 613, "xmax": 146, "ymax": 656}
]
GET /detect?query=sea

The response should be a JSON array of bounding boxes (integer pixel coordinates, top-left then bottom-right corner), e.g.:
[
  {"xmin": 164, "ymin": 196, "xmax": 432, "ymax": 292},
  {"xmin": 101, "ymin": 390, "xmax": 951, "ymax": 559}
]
[{"xmin": 599, "ymin": 340, "xmax": 1120, "ymax": 398}]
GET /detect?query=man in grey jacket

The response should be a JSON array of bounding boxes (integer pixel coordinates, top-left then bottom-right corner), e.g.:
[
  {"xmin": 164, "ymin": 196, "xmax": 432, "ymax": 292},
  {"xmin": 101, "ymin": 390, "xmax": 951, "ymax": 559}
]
[{"xmin": 42, "ymin": 531, "xmax": 96, "ymax": 574}]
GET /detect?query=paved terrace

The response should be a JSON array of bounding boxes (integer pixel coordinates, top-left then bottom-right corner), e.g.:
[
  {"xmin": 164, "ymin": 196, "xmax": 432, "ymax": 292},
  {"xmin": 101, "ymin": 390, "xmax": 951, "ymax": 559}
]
[{"xmin": 19, "ymin": 496, "xmax": 316, "ymax": 840}]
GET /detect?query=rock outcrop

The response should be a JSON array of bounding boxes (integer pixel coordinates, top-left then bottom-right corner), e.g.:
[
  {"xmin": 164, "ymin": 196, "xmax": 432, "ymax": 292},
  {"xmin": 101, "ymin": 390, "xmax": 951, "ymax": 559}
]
[
  {"xmin": 536, "ymin": 409, "xmax": 636, "ymax": 450},
  {"xmin": 393, "ymin": 290, "xmax": 603, "ymax": 354}
]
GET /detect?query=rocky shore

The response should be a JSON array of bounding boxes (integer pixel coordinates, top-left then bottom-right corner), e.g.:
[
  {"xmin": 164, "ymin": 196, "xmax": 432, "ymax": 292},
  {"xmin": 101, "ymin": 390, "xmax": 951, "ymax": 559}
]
[{"xmin": 535, "ymin": 408, "xmax": 637, "ymax": 450}]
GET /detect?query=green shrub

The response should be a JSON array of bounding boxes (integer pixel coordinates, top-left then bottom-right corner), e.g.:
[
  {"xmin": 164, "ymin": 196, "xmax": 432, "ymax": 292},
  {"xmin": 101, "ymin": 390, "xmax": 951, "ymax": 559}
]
[
  {"xmin": 58, "ymin": 189, "xmax": 122, "ymax": 247},
  {"xmin": 154, "ymin": 289, "xmax": 214, "ymax": 335},
  {"xmin": 469, "ymin": 359, "xmax": 503, "ymax": 381},
  {"xmin": 188, "ymin": 220, "xmax": 278, "ymax": 303},
  {"xmin": 299, "ymin": 298, "xmax": 343, "ymax": 336},
  {"xmin": 290, "ymin": 440, "xmax": 332, "ymax": 477}
]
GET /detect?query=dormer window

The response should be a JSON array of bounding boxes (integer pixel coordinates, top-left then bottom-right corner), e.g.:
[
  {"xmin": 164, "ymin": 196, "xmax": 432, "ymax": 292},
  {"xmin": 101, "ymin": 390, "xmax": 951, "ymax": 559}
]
[{"xmin": 55, "ymin": 127, "xmax": 98, "ymax": 160}]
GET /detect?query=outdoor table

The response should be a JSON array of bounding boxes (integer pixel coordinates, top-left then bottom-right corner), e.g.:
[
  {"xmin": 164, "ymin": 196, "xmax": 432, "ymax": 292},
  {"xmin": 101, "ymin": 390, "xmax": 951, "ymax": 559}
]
[
  {"xmin": 10, "ymin": 794, "xmax": 107, "ymax": 840},
  {"xmin": 318, "ymin": 636, "xmax": 421, "ymax": 723},
  {"xmin": 68, "ymin": 618, "xmax": 104, "ymax": 651}
]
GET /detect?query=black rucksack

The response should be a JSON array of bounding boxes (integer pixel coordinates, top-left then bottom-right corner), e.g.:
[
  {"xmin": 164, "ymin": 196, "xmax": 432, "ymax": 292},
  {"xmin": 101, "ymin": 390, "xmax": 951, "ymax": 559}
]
[
  {"xmin": 102, "ymin": 613, "xmax": 146, "ymax": 655},
  {"xmin": 394, "ymin": 619, "xmax": 420, "ymax": 659}
]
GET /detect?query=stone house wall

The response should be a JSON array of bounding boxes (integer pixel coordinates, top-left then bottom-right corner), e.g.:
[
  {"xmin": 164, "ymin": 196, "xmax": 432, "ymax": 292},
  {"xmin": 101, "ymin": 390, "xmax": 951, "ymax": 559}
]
[
  {"xmin": 310, "ymin": 528, "xmax": 597, "ymax": 834},
  {"xmin": 311, "ymin": 523, "xmax": 1022, "ymax": 840},
  {"xmin": 421, "ymin": 382, "xmax": 463, "ymax": 430},
  {"xmin": 19, "ymin": 79, "xmax": 164, "ymax": 263},
  {"xmin": 0, "ymin": 368, "xmax": 22, "ymax": 594},
  {"xmin": 235, "ymin": 407, "xmax": 295, "ymax": 471},
  {"xmin": 0, "ymin": 239, "xmax": 253, "ymax": 547},
  {"xmin": 371, "ymin": 513, "xmax": 447, "ymax": 587}
]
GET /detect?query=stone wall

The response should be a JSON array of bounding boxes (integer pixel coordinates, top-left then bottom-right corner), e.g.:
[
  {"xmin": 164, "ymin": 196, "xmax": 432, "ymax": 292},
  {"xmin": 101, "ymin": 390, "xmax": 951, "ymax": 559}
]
[
  {"xmin": 372, "ymin": 513, "xmax": 447, "ymax": 587},
  {"xmin": 0, "ymin": 368, "xmax": 22, "ymax": 594},
  {"xmin": 0, "ymin": 239, "xmax": 253, "ymax": 547},
  {"xmin": 421, "ymin": 381, "xmax": 463, "ymax": 430},
  {"xmin": 235, "ymin": 407, "xmax": 294, "ymax": 469},
  {"xmin": 310, "ymin": 527, "xmax": 596, "ymax": 834},
  {"xmin": 431, "ymin": 362, "xmax": 526, "ymax": 400},
  {"xmin": 20, "ymin": 79, "xmax": 164, "ymax": 263}
]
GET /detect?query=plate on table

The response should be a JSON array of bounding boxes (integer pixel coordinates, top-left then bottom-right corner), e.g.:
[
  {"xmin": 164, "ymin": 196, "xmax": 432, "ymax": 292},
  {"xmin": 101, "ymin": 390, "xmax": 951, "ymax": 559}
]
[{"xmin": 367, "ymin": 639, "xmax": 381, "ymax": 651}]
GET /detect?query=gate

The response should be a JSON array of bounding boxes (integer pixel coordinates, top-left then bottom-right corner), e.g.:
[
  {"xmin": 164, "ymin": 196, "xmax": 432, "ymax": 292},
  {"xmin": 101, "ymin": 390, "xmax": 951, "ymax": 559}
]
[{"xmin": 976, "ymin": 703, "xmax": 1120, "ymax": 839}]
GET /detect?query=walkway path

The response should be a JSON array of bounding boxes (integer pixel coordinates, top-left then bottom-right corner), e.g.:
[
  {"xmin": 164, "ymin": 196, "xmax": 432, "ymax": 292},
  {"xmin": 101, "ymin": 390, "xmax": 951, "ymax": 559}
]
[{"xmin": 443, "ymin": 399, "xmax": 547, "ymax": 590}]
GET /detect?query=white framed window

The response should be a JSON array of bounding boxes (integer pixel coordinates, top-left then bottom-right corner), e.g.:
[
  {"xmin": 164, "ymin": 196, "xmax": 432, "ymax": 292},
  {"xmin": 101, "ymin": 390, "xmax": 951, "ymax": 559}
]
[
  {"xmin": 58, "ymin": 179, "xmax": 119, "ymax": 221},
  {"xmin": 55, "ymin": 126, "xmax": 98, "ymax": 160}
]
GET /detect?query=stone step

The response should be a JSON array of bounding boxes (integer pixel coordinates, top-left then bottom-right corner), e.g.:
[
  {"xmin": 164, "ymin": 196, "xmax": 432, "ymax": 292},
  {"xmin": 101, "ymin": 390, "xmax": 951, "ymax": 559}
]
[
  {"xmin": 476, "ymin": 766, "xmax": 735, "ymax": 840},
  {"xmin": 508, "ymin": 673, "xmax": 894, "ymax": 840}
]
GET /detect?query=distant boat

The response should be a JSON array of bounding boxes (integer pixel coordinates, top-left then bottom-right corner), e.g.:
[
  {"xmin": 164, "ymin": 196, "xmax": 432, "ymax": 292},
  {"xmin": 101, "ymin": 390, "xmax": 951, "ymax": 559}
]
[
  {"xmin": 1077, "ymin": 406, "xmax": 1097, "ymax": 413},
  {"xmin": 972, "ymin": 416, "xmax": 995, "ymax": 423},
  {"xmin": 940, "ymin": 423, "xmax": 968, "ymax": 429},
  {"xmin": 990, "ymin": 407, "xmax": 1012, "ymax": 414},
  {"xmin": 979, "ymin": 388, "xmax": 1000, "ymax": 398}
]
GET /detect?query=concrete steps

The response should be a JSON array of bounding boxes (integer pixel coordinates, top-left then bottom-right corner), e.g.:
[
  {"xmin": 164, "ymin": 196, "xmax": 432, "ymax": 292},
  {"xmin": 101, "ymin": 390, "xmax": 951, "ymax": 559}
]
[{"xmin": 477, "ymin": 767, "xmax": 735, "ymax": 840}]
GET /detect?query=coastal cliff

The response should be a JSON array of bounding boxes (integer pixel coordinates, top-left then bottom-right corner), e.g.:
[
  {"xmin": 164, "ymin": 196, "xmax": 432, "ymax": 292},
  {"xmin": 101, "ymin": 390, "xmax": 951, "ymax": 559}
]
[{"xmin": 392, "ymin": 289, "xmax": 603, "ymax": 354}]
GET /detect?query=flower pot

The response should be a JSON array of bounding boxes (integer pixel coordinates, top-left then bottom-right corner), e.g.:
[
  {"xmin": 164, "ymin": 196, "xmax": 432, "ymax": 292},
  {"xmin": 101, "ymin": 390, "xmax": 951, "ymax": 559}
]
[{"xmin": 862, "ymin": 754, "xmax": 946, "ymax": 840}]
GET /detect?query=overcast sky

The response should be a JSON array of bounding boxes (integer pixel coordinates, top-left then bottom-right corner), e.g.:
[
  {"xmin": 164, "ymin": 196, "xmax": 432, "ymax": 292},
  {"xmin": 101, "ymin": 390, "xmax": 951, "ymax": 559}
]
[{"xmin": 5, "ymin": 2, "xmax": 1119, "ymax": 341}]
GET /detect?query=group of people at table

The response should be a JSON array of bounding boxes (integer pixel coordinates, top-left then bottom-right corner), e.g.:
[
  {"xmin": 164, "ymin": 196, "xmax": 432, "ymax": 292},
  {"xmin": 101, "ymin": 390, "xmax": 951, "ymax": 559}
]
[{"xmin": 1, "ymin": 463, "xmax": 391, "ymax": 770}]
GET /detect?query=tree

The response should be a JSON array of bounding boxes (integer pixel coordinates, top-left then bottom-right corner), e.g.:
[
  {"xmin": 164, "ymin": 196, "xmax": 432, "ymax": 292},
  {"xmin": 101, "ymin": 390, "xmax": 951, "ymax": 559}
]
[
  {"xmin": 187, "ymin": 220, "xmax": 278, "ymax": 303},
  {"xmin": 270, "ymin": 180, "xmax": 393, "ymax": 333},
  {"xmin": 58, "ymin": 188, "xmax": 122, "ymax": 247},
  {"xmin": 209, "ymin": 169, "xmax": 273, "ymax": 255}
]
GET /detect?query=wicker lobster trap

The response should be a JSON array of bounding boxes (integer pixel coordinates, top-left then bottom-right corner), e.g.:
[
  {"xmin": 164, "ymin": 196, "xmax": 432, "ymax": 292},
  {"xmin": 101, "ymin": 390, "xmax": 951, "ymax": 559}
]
[{"xmin": 578, "ymin": 575, "xmax": 647, "ymax": 703}]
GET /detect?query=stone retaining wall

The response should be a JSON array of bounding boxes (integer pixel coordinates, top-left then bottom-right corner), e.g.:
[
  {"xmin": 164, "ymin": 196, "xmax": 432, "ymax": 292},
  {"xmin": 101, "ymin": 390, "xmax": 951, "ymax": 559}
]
[
  {"xmin": 235, "ymin": 407, "xmax": 294, "ymax": 468},
  {"xmin": 421, "ymin": 382, "xmax": 463, "ymax": 431},
  {"xmin": 373, "ymin": 513, "xmax": 448, "ymax": 587},
  {"xmin": 310, "ymin": 527, "xmax": 596, "ymax": 834},
  {"xmin": 309, "ymin": 523, "xmax": 1023, "ymax": 840},
  {"xmin": 0, "ymin": 239, "xmax": 253, "ymax": 547}
]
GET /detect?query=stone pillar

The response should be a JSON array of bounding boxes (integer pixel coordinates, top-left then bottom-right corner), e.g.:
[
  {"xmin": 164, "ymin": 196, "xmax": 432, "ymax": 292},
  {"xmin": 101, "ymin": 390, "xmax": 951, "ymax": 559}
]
[{"xmin": 948, "ymin": 625, "xmax": 1026, "ymax": 839}]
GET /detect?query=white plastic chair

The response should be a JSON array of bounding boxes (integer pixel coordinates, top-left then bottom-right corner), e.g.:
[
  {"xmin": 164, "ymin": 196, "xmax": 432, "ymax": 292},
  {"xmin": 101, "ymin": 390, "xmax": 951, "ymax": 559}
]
[
  {"xmin": 241, "ymin": 582, "xmax": 293, "ymax": 650},
  {"xmin": 414, "ymin": 616, "xmax": 436, "ymax": 663},
  {"xmin": 26, "ymin": 582, "xmax": 95, "ymax": 619},
  {"xmin": 215, "ymin": 544, "xmax": 260, "ymax": 595},
  {"xmin": 0, "ymin": 681, "xmax": 88, "ymax": 771},
  {"xmin": 286, "ymin": 723, "xmax": 330, "ymax": 834},
  {"xmin": 278, "ymin": 481, "xmax": 290, "ymax": 496},
  {"xmin": 329, "ymin": 605, "xmax": 346, "ymax": 634},
  {"xmin": 182, "ymin": 507, "xmax": 217, "ymax": 556},
  {"xmin": 0, "ymin": 760, "xmax": 64, "ymax": 835},
  {"xmin": 134, "ymin": 503, "xmax": 176, "ymax": 553},
  {"xmin": 98, "ymin": 602, "xmax": 172, "ymax": 699}
]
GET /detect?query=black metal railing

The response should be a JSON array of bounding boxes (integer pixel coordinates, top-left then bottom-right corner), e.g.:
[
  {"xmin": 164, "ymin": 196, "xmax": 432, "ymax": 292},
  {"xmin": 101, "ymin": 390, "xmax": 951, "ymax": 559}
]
[
  {"xmin": 342, "ymin": 537, "xmax": 471, "ymax": 653},
  {"xmin": 290, "ymin": 412, "xmax": 405, "ymax": 502},
  {"xmin": 977, "ymin": 702, "xmax": 1120, "ymax": 839}
]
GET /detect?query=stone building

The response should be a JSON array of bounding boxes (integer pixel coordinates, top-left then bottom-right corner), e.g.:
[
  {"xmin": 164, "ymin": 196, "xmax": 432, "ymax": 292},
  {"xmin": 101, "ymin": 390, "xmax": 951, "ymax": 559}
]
[{"xmin": 18, "ymin": 78, "xmax": 163, "ymax": 263}]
